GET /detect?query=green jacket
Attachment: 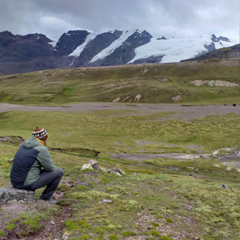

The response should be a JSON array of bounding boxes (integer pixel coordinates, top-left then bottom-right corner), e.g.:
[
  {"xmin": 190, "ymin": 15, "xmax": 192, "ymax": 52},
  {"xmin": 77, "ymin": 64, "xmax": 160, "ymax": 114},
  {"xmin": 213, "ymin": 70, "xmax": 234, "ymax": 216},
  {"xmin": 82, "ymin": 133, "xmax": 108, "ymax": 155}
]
[{"xmin": 10, "ymin": 136, "xmax": 55, "ymax": 187}]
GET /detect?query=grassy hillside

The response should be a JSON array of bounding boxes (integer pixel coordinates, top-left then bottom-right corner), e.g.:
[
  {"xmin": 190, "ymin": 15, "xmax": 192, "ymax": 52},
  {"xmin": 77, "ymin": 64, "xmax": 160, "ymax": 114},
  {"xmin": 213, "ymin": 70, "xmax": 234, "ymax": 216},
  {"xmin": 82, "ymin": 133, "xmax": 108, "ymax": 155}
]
[
  {"xmin": 1, "ymin": 60, "xmax": 240, "ymax": 239},
  {"xmin": 0, "ymin": 58, "xmax": 240, "ymax": 105},
  {"xmin": 1, "ymin": 109, "xmax": 240, "ymax": 239}
]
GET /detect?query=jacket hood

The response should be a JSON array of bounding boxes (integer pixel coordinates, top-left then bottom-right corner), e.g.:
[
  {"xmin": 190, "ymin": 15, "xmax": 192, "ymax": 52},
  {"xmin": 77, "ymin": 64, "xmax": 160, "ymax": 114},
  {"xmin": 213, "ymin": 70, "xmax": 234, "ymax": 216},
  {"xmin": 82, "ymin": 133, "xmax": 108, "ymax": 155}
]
[{"xmin": 23, "ymin": 136, "xmax": 43, "ymax": 149}]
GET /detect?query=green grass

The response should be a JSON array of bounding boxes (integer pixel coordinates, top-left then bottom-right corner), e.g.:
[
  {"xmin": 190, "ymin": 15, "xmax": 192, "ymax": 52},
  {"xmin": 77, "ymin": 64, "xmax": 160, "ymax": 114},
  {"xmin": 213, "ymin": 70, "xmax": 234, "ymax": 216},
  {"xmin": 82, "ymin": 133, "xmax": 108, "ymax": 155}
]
[
  {"xmin": 1, "ymin": 109, "xmax": 240, "ymax": 239},
  {"xmin": 1, "ymin": 59, "xmax": 240, "ymax": 105},
  {"xmin": 1, "ymin": 60, "xmax": 240, "ymax": 239}
]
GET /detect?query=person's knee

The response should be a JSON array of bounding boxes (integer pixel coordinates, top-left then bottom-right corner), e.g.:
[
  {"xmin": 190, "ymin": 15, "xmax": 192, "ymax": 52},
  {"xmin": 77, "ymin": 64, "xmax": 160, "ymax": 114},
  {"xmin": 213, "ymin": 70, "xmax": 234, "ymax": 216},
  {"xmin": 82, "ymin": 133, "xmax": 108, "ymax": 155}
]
[{"xmin": 54, "ymin": 167, "xmax": 63, "ymax": 177}]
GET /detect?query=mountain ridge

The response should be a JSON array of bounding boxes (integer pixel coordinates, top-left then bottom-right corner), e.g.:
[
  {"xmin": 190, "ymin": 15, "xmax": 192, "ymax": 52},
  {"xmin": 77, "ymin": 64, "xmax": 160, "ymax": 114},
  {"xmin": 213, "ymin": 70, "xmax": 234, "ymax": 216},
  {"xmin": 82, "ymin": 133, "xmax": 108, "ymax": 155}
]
[{"xmin": 0, "ymin": 29, "xmax": 237, "ymax": 75}]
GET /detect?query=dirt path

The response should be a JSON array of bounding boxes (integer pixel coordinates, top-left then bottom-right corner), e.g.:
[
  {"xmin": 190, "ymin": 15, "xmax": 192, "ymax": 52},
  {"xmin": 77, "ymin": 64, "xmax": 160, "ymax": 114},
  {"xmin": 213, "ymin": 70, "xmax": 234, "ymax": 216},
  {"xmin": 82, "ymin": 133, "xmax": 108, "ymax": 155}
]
[{"xmin": 0, "ymin": 103, "xmax": 239, "ymax": 120}]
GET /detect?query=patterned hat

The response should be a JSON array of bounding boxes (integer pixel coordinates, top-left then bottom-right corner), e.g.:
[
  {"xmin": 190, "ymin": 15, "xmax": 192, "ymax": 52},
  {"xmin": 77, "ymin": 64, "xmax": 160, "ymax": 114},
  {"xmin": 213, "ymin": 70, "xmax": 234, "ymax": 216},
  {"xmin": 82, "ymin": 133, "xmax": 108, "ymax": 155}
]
[{"xmin": 32, "ymin": 127, "xmax": 48, "ymax": 139}]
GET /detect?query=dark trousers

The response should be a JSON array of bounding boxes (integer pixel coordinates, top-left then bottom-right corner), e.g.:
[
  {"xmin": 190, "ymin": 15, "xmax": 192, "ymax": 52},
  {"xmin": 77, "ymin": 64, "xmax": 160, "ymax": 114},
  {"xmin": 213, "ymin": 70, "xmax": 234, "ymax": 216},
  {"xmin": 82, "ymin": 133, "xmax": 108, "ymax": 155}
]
[{"xmin": 30, "ymin": 167, "xmax": 63, "ymax": 200}]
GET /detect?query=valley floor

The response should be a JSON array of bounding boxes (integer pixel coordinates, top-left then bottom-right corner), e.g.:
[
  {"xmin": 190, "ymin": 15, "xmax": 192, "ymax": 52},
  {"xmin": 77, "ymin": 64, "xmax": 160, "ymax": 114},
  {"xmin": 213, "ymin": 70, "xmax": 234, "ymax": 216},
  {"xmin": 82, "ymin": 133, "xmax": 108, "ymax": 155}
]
[{"xmin": 0, "ymin": 103, "xmax": 239, "ymax": 120}]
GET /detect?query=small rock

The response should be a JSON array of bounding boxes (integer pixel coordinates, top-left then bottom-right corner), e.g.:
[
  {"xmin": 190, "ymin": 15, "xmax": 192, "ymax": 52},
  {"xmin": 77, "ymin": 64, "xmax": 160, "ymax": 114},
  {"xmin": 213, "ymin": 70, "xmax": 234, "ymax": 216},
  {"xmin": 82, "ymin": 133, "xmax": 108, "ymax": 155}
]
[
  {"xmin": 107, "ymin": 167, "xmax": 125, "ymax": 176},
  {"xmin": 81, "ymin": 164, "xmax": 93, "ymax": 171},
  {"xmin": 89, "ymin": 159, "xmax": 99, "ymax": 170},
  {"xmin": 169, "ymin": 166, "xmax": 180, "ymax": 171},
  {"xmin": 99, "ymin": 199, "xmax": 113, "ymax": 204},
  {"xmin": 112, "ymin": 97, "xmax": 121, "ymax": 103},
  {"xmin": 220, "ymin": 184, "xmax": 228, "ymax": 189},
  {"xmin": 50, "ymin": 220, "xmax": 55, "ymax": 225},
  {"xmin": 62, "ymin": 232, "xmax": 69, "ymax": 240},
  {"xmin": 171, "ymin": 95, "xmax": 182, "ymax": 102},
  {"xmin": 134, "ymin": 94, "xmax": 143, "ymax": 102}
]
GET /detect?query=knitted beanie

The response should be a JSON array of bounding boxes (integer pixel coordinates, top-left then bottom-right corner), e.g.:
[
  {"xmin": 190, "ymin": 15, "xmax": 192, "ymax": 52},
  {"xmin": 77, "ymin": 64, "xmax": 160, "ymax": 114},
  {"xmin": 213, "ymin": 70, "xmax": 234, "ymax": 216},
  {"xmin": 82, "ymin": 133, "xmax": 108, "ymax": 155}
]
[{"xmin": 32, "ymin": 127, "xmax": 48, "ymax": 139}]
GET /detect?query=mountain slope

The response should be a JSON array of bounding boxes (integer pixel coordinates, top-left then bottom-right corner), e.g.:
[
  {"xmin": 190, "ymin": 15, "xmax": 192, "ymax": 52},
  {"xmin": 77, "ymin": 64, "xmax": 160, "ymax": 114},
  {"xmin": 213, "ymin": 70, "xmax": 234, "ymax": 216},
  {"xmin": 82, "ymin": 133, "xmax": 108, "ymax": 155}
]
[
  {"xmin": 0, "ymin": 29, "xmax": 237, "ymax": 75},
  {"xmin": 181, "ymin": 43, "xmax": 240, "ymax": 62}
]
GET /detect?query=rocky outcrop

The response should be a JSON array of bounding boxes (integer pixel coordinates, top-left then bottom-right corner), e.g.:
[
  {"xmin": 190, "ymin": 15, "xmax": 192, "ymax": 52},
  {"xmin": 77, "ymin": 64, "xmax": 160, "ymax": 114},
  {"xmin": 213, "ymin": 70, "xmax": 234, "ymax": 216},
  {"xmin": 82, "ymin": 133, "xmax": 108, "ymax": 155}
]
[
  {"xmin": 211, "ymin": 34, "xmax": 230, "ymax": 43},
  {"xmin": 191, "ymin": 80, "xmax": 239, "ymax": 87},
  {"xmin": 97, "ymin": 30, "xmax": 152, "ymax": 66},
  {"xmin": 74, "ymin": 30, "xmax": 123, "ymax": 67},
  {"xmin": 55, "ymin": 30, "xmax": 89, "ymax": 55},
  {"xmin": 0, "ymin": 188, "xmax": 35, "ymax": 204}
]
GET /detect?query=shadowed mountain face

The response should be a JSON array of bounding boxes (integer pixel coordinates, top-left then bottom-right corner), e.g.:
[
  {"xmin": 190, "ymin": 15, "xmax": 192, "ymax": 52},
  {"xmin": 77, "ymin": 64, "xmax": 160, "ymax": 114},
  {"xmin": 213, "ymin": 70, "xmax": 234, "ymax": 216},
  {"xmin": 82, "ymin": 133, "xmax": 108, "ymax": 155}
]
[{"xmin": 0, "ymin": 29, "xmax": 235, "ymax": 75}]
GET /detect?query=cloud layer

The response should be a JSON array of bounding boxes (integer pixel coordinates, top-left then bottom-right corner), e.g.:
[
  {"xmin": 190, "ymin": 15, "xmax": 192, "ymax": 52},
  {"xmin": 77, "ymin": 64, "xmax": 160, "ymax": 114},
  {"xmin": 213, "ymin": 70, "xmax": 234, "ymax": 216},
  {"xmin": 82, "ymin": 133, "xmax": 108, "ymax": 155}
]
[{"xmin": 0, "ymin": 0, "xmax": 239, "ymax": 41}]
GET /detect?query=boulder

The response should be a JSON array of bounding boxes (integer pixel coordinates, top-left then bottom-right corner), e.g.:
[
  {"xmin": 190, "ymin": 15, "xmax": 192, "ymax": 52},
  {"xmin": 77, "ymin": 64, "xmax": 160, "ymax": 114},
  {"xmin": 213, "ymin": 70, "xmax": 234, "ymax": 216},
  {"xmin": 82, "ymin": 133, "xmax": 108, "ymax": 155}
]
[
  {"xmin": 0, "ymin": 187, "xmax": 35, "ymax": 204},
  {"xmin": 172, "ymin": 95, "xmax": 182, "ymax": 102}
]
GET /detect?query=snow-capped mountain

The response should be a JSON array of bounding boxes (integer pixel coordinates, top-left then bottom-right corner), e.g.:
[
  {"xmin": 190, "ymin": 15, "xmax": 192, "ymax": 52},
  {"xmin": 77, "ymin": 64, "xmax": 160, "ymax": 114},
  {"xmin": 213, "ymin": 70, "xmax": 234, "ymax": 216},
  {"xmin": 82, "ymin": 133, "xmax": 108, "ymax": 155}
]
[
  {"xmin": 63, "ymin": 30, "xmax": 235, "ymax": 67},
  {"xmin": 130, "ymin": 34, "xmax": 235, "ymax": 63},
  {"xmin": 0, "ymin": 29, "xmax": 237, "ymax": 75}
]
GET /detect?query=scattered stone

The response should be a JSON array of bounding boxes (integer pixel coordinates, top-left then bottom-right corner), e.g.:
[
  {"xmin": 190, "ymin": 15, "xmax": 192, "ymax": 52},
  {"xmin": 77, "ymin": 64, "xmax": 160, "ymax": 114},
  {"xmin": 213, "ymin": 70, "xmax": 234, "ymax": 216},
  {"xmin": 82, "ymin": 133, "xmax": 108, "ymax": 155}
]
[
  {"xmin": 134, "ymin": 94, "xmax": 143, "ymax": 102},
  {"xmin": 123, "ymin": 96, "xmax": 130, "ymax": 101},
  {"xmin": 171, "ymin": 95, "xmax": 182, "ymax": 102},
  {"xmin": 50, "ymin": 220, "xmax": 56, "ymax": 225},
  {"xmin": 80, "ymin": 160, "xmax": 125, "ymax": 176},
  {"xmin": 89, "ymin": 159, "xmax": 99, "ymax": 170},
  {"xmin": 191, "ymin": 80, "xmax": 239, "ymax": 87},
  {"xmin": 141, "ymin": 67, "xmax": 149, "ymax": 75},
  {"xmin": 0, "ymin": 187, "xmax": 35, "ymax": 204},
  {"xmin": 162, "ymin": 78, "xmax": 170, "ymax": 82},
  {"xmin": 186, "ymin": 166, "xmax": 196, "ymax": 170},
  {"xmin": 81, "ymin": 163, "xmax": 93, "ymax": 171},
  {"xmin": 220, "ymin": 184, "xmax": 228, "ymax": 189},
  {"xmin": 62, "ymin": 232, "xmax": 69, "ymax": 240},
  {"xmin": 112, "ymin": 97, "xmax": 121, "ymax": 103},
  {"xmin": 212, "ymin": 164, "xmax": 220, "ymax": 168},
  {"xmin": 107, "ymin": 167, "xmax": 126, "ymax": 176},
  {"xmin": 99, "ymin": 199, "xmax": 113, "ymax": 204},
  {"xmin": 81, "ymin": 159, "xmax": 100, "ymax": 171},
  {"xmin": 169, "ymin": 166, "xmax": 180, "ymax": 171}
]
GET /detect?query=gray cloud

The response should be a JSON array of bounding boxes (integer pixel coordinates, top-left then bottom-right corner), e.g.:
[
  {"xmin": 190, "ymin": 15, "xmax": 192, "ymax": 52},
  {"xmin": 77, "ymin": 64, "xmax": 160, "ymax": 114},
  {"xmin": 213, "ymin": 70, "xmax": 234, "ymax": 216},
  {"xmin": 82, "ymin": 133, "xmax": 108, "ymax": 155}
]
[{"xmin": 0, "ymin": 0, "xmax": 239, "ymax": 42}]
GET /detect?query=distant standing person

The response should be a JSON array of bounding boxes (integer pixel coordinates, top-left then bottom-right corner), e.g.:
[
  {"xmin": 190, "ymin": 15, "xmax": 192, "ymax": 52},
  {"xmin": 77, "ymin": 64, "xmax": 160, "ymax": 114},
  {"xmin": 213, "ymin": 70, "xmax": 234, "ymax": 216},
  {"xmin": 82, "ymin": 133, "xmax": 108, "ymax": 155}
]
[{"xmin": 10, "ymin": 127, "xmax": 63, "ymax": 204}]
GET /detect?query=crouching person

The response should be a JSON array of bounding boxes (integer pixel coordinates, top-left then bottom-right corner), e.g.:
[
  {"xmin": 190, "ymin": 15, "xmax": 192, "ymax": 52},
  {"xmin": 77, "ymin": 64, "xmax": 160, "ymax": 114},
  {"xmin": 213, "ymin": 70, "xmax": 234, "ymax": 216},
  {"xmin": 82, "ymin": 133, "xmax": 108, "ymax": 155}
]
[{"xmin": 10, "ymin": 127, "xmax": 63, "ymax": 204}]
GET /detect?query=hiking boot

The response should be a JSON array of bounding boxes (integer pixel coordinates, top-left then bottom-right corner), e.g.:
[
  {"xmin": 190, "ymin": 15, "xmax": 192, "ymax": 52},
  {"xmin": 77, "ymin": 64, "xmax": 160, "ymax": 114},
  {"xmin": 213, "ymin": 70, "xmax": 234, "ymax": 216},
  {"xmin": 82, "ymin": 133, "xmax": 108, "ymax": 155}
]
[
  {"xmin": 47, "ymin": 198, "xmax": 57, "ymax": 204},
  {"xmin": 40, "ymin": 197, "xmax": 57, "ymax": 204}
]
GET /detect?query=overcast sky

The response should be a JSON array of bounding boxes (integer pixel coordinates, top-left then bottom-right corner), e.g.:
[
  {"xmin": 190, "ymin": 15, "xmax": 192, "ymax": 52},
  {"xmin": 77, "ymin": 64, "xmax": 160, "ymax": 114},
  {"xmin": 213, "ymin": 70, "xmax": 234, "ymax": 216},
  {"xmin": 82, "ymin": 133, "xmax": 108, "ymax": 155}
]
[{"xmin": 0, "ymin": 0, "xmax": 239, "ymax": 42}]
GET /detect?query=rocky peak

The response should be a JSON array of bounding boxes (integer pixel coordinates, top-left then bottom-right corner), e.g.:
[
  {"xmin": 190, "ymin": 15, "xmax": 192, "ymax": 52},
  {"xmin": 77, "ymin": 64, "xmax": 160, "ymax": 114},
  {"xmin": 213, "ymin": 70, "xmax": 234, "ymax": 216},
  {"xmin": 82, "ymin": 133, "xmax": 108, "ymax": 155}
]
[
  {"xmin": 74, "ymin": 30, "xmax": 123, "ymax": 67},
  {"xmin": 125, "ymin": 30, "xmax": 152, "ymax": 48},
  {"xmin": 55, "ymin": 30, "xmax": 89, "ymax": 55},
  {"xmin": 0, "ymin": 29, "xmax": 236, "ymax": 75},
  {"xmin": 89, "ymin": 29, "xmax": 152, "ymax": 66},
  {"xmin": 0, "ymin": 32, "xmax": 55, "ymax": 63},
  {"xmin": 211, "ymin": 34, "xmax": 230, "ymax": 43},
  {"xmin": 157, "ymin": 36, "xmax": 167, "ymax": 40}
]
